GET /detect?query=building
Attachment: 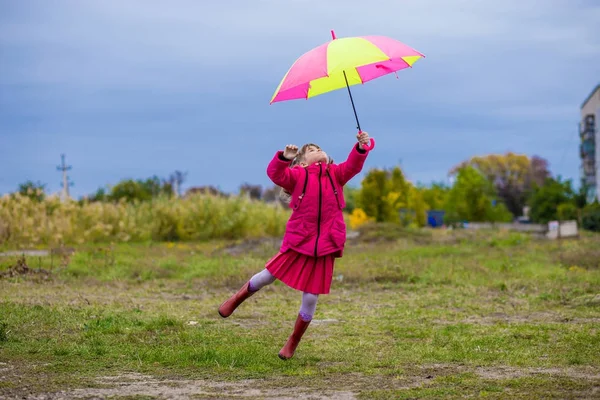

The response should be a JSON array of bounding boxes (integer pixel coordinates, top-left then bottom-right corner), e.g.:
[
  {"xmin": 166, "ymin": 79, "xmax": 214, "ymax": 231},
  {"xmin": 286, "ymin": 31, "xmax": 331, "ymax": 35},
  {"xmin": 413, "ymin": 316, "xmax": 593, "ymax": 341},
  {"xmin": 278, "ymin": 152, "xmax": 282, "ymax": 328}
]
[{"xmin": 579, "ymin": 84, "xmax": 600, "ymax": 203}]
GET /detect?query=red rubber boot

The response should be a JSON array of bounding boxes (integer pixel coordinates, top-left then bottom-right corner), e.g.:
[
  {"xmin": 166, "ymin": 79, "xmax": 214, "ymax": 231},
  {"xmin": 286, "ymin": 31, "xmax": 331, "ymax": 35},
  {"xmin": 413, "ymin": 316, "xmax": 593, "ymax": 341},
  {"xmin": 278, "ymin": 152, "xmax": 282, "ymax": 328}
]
[
  {"xmin": 278, "ymin": 314, "xmax": 311, "ymax": 360},
  {"xmin": 218, "ymin": 281, "xmax": 255, "ymax": 318}
]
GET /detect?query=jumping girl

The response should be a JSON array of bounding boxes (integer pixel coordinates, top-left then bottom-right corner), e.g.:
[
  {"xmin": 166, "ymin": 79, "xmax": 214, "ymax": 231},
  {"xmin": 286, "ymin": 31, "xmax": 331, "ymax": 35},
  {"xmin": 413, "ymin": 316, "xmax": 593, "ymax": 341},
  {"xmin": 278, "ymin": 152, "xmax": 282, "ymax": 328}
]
[{"xmin": 218, "ymin": 131, "xmax": 372, "ymax": 360}]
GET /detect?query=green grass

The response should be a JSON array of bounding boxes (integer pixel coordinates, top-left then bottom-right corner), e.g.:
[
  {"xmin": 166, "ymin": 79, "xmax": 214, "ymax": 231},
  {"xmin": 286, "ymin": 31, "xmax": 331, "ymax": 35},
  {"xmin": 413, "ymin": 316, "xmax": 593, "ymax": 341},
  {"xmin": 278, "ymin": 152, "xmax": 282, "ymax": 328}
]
[{"xmin": 1, "ymin": 228, "xmax": 599, "ymax": 398}]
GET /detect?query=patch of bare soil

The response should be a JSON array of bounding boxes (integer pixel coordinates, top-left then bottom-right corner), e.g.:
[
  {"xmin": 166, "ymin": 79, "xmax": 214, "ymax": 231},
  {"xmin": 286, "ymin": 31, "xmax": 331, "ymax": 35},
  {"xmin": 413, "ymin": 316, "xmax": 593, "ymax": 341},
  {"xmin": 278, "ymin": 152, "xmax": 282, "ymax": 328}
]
[
  {"xmin": 432, "ymin": 311, "xmax": 600, "ymax": 326},
  {"xmin": 420, "ymin": 363, "xmax": 599, "ymax": 381},
  {"xmin": 4, "ymin": 364, "xmax": 599, "ymax": 400},
  {"xmin": 22, "ymin": 373, "xmax": 357, "ymax": 400},
  {"xmin": 474, "ymin": 365, "xmax": 600, "ymax": 381}
]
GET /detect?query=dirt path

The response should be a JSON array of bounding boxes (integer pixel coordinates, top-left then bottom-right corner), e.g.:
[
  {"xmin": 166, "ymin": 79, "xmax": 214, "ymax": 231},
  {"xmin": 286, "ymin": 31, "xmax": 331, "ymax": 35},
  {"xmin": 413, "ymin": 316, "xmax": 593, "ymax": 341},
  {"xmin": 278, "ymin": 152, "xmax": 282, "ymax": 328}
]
[
  {"xmin": 15, "ymin": 373, "xmax": 358, "ymax": 400},
  {"xmin": 4, "ymin": 364, "xmax": 599, "ymax": 399}
]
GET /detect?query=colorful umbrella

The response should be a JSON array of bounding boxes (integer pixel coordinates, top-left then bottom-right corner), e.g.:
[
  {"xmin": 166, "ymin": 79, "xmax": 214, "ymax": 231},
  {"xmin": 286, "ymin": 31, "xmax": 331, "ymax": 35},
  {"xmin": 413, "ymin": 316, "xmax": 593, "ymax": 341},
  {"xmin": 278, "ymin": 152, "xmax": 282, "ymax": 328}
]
[{"xmin": 271, "ymin": 31, "xmax": 425, "ymax": 150}]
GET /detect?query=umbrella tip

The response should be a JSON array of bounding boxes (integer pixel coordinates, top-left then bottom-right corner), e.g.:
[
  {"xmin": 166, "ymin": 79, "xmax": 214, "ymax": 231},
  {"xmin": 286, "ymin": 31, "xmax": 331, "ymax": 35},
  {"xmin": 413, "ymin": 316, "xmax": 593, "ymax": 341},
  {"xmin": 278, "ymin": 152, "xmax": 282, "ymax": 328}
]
[{"xmin": 331, "ymin": 30, "xmax": 336, "ymax": 40}]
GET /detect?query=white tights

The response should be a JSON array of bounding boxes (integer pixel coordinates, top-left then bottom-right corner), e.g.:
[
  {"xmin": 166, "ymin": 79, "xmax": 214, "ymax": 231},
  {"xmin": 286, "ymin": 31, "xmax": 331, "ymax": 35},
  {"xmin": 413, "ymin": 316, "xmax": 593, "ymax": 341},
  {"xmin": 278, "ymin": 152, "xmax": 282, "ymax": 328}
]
[{"xmin": 248, "ymin": 269, "xmax": 319, "ymax": 322}]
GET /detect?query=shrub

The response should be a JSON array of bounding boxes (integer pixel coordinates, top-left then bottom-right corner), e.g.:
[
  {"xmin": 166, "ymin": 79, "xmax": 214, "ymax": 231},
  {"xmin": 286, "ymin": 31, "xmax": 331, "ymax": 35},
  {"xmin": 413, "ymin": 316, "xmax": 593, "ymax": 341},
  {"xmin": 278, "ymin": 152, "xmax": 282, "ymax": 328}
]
[{"xmin": 581, "ymin": 202, "xmax": 600, "ymax": 232}]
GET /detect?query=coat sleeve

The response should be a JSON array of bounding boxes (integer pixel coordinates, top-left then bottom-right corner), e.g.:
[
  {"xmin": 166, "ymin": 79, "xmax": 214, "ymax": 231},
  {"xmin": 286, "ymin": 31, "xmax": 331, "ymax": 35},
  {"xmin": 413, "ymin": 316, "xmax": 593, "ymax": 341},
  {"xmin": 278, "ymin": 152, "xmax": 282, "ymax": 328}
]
[
  {"xmin": 267, "ymin": 151, "xmax": 299, "ymax": 193},
  {"xmin": 333, "ymin": 144, "xmax": 369, "ymax": 187}
]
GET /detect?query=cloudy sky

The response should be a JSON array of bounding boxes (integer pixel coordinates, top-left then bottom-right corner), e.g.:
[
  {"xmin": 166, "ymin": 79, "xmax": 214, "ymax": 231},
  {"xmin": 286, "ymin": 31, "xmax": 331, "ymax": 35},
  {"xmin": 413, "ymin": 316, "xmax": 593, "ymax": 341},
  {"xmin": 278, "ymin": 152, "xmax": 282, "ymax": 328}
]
[{"xmin": 1, "ymin": 0, "xmax": 598, "ymax": 197}]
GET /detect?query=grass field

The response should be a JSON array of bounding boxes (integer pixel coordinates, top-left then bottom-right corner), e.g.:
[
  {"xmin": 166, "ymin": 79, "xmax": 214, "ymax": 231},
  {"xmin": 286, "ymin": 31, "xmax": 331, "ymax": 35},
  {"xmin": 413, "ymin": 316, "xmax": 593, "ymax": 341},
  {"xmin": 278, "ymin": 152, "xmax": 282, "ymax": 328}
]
[{"xmin": 1, "ymin": 226, "xmax": 599, "ymax": 399}]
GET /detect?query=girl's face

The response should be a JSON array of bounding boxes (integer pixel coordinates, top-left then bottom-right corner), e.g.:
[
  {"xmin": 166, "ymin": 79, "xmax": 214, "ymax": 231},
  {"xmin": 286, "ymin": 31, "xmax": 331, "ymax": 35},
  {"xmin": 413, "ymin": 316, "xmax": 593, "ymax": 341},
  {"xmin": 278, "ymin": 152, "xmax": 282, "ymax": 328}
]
[{"xmin": 302, "ymin": 145, "xmax": 328, "ymax": 166}]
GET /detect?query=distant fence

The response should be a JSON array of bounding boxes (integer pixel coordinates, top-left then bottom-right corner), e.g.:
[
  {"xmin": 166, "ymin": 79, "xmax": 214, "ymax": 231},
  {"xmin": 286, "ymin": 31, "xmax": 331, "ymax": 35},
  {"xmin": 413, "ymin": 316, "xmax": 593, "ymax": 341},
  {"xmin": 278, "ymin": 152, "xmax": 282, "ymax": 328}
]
[
  {"xmin": 463, "ymin": 220, "xmax": 579, "ymax": 239},
  {"xmin": 463, "ymin": 222, "xmax": 547, "ymax": 233}
]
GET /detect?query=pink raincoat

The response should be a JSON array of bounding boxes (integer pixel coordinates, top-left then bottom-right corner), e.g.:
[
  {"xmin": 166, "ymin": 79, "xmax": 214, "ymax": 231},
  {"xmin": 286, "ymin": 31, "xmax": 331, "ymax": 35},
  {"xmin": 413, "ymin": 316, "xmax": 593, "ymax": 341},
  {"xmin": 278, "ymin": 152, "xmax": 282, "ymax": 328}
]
[{"xmin": 267, "ymin": 143, "xmax": 369, "ymax": 258}]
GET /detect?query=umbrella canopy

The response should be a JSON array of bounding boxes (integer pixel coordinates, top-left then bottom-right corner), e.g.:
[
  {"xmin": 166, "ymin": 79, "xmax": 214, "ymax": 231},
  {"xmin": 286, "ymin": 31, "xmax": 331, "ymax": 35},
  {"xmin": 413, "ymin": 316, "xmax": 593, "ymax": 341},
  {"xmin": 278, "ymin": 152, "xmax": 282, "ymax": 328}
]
[{"xmin": 271, "ymin": 33, "xmax": 424, "ymax": 104}]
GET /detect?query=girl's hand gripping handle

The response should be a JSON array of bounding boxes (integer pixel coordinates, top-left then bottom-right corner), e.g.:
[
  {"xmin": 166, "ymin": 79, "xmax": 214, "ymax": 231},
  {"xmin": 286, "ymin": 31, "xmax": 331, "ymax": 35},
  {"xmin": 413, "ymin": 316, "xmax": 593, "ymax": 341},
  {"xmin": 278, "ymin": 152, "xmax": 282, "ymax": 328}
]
[{"xmin": 357, "ymin": 131, "xmax": 375, "ymax": 151}]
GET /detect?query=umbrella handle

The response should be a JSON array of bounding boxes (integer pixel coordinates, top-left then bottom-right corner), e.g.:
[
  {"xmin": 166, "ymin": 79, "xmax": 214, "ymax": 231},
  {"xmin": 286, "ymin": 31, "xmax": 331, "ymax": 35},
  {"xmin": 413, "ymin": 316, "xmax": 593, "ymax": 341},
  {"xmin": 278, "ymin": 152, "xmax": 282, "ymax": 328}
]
[{"xmin": 360, "ymin": 137, "xmax": 375, "ymax": 151}]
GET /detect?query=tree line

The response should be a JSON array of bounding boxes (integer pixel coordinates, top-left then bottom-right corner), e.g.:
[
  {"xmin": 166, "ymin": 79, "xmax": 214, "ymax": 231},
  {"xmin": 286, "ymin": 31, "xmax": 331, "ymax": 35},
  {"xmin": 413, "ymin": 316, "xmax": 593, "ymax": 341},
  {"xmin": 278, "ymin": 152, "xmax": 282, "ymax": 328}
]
[{"xmin": 13, "ymin": 153, "xmax": 600, "ymax": 232}]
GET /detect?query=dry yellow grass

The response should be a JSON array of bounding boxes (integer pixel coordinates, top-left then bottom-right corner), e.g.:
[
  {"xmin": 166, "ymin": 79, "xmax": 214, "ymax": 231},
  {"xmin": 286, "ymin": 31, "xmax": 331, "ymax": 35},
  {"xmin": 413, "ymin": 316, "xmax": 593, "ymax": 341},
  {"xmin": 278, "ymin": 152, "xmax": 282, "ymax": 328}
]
[{"xmin": 0, "ymin": 193, "xmax": 290, "ymax": 247}]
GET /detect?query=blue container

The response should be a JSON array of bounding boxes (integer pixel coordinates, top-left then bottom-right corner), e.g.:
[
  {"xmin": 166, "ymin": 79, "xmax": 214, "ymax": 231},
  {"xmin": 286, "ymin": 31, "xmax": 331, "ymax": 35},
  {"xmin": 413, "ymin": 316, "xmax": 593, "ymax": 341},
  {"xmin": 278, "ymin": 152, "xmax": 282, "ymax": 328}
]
[{"xmin": 427, "ymin": 210, "xmax": 445, "ymax": 228}]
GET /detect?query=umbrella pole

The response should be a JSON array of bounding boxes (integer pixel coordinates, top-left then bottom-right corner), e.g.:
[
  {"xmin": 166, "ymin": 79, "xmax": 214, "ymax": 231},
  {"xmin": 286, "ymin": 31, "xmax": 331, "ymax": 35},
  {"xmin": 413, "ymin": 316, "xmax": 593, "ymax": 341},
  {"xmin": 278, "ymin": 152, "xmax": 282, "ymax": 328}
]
[{"xmin": 343, "ymin": 70, "xmax": 362, "ymax": 133}]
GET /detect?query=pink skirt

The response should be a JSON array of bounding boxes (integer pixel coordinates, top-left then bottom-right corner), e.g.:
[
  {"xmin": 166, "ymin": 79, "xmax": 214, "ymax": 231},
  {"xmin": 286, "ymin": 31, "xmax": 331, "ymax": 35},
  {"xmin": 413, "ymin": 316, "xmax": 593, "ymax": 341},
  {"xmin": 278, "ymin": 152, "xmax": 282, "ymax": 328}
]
[{"xmin": 265, "ymin": 250, "xmax": 335, "ymax": 294}]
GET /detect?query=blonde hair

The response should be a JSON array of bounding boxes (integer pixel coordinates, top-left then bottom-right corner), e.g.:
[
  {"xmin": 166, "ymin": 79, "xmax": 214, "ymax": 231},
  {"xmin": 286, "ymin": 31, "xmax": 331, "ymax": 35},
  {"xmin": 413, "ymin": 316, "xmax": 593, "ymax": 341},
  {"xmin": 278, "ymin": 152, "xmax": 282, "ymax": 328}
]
[{"xmin": 279, "ymin": 143, "xmax": 333, "ymax": 204}]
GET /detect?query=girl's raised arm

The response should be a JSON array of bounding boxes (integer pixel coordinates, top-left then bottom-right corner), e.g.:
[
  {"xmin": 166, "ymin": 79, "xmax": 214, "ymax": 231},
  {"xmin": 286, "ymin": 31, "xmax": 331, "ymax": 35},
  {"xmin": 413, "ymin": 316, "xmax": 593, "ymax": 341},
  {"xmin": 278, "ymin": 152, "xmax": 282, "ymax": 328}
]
[
  {"xmin": 334, "ymin": 133, "xmax": 371, "ymax": 186},
  {"xmin": 267, "ymin": 145, "xmax": 300, "ymax": 193}
]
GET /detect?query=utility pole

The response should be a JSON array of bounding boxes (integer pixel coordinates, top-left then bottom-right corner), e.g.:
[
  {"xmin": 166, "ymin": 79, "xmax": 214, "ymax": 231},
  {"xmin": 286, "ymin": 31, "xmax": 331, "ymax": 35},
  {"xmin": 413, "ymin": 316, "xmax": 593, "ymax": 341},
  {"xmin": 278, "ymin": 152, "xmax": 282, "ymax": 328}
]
[{"xmin": 57, "ymin": 154, "xmax": 73, "ymax": 201}]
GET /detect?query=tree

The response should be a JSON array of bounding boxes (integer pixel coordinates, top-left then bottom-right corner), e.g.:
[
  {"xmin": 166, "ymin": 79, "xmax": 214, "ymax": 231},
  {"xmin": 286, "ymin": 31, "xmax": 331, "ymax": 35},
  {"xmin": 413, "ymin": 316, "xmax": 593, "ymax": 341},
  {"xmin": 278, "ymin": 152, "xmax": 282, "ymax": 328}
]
[
  {"xmin": 185, "ymin": 186, "xmax": 228, "ymax": 198},
  {"xmin": 557, "ymin": 203, "xmax": 578, "ymax": 221},
  {"xmin": 139, "ymin": 176, "xmax": 170, "ymax": 198},
  {"xmin": 444, "ymin": 166, "xmax": 512, "ymax": 223},
  {"xmin": 408, "ymin": 186, "xmax": 428, "ymax": 227},
  {"xmin": 581, "ymin": 202, "xmax": 600, "ymax": 232},
  {"xmin": 357, "ymin": 168, "xmax": 394, "ymax": 222},
  {"xmin": 239, "ymin": 183, "xmax": 262, "ymax": 200},
  {"xmin": 357, "ymin": 166, "xmax": 429, "ymax": 227},
  {"xmin": 343, "ymin": 186, "xmax": 359, "ymax": 214},
  {"xmin": 262, "ymin": 185, "xmax": 280, "ymax": 203},
  {"xmin": 574, "ymin": 180, "xmax": 590, "ymax": 209},
  {"xmin": 18, "ymin": 181, "xmax": 46, "ymax": 202},
  {"xmin": 261, "ymin": 185, "xmax": 287, "ymax": 207},
  {"xmin": 108, "ymin": 176, "xmax": 172, "ymax": 203},
  {"xmin": 108, "ymin": 180, "xmax": 152, "ymax": 202},
  {"xmin": 529, "ymin": 156, "xmax": 551, "ymax": 186},
  {"xmin": 87, "ymin": 187, "xmax": 107, "ymax": 202},
  {"xmin": 451, "ymin": 153, "xmax": 551, "ymax": 218},
  {"xmin": 384, "ymin": 167, "xmax": 410, "ymax": 223},
  {"xmin": 385, "ymin": 166, "xmax": 427, "ymax": 227},
  {"xmin": 528, "ymin": 177, "xmax": 575, "ymax": 223},
  {"xmin": 389, "ymin": 166, "xmax": 410, "ymax": 207},
  {"xmin": 419, "ymin": 182, "xmax": 449, "ymax": 210}
]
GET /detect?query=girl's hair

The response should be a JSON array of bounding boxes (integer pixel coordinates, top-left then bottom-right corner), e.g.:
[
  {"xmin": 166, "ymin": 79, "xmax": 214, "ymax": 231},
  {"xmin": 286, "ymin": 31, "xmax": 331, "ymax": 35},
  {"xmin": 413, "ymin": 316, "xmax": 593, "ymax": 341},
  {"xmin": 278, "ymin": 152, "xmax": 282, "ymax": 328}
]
[{"xmin": 279, "ymin": 143, "xmax": 333, "ymax": 204}]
